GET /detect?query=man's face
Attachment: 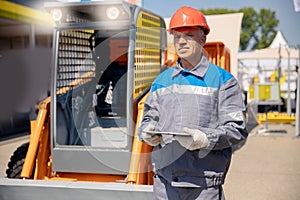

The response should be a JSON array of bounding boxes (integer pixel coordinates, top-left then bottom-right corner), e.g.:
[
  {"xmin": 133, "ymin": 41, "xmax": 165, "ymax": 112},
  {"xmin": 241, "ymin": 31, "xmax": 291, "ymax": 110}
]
[{"xmin": 173, "ymin": 27, "xmax": 206, "ymax": 61}]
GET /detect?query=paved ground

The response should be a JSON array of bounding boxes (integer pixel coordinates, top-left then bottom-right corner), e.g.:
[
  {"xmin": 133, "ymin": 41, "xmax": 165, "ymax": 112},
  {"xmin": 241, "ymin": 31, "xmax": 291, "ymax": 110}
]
[
  {"xmin": 223, "ymin": 123, "xmax": 300, "ymax": 200},
  {"xmin": 0, "ymin": 123, "xmax": 300, "ymax": 200},
  {"xmin": 0, "ymin": 134, "xmax": 29, "ymax": 177}
]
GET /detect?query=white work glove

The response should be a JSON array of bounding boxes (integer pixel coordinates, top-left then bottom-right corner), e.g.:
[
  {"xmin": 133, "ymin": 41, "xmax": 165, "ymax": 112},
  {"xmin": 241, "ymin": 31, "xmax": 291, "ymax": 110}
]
[
  {"xmin": 174, "ymin": 127, "xmax": 209, "ymax": 151},
  {"xmin": 140, "ymin": 124, "xmax": 162, "ymax": 146}
]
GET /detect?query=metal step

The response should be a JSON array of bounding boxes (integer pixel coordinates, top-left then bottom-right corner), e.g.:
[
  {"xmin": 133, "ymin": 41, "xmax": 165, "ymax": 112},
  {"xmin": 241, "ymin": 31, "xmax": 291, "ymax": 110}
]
[{"xmin": 0, "ymin": 178, "xmax": 153, "ymax": 200}]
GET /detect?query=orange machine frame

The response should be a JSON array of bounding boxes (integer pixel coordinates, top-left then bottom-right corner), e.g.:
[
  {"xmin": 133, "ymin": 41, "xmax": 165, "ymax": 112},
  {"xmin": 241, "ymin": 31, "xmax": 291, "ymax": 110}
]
[
  {"xmin": 21, "ymin": 94, "xmax": 153, "ymax": 185},
  {"xmin": 204, "ymin": 41, "xmax": 231, "ymax": 72}
]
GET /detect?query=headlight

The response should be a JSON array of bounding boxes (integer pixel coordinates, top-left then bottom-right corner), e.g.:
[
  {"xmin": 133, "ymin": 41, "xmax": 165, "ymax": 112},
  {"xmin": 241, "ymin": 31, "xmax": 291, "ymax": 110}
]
[
  {"xmin": 106, "ymin": 6, "xmax": 120, "ymax": 20},
  {"xmin": 50, "ymin": 9, "xmax": 63, "ymax": 22}
]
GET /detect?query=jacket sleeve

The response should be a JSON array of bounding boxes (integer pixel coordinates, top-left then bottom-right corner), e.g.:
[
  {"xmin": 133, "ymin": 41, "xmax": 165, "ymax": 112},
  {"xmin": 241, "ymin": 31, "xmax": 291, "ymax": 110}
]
[
  {"xmin": 202, "ymin": 77, "xmax": 248, "ymax": 150},
  {"xmin": 137, "ymin": 87, "xmax": 159, "ymax": 139}
]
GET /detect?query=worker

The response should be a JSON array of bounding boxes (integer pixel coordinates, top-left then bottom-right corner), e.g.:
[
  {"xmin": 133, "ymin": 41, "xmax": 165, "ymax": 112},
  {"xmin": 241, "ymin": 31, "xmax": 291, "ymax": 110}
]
[{"xmin": 138, "ymin": 6, "xmax": 248, "ymax": 200}]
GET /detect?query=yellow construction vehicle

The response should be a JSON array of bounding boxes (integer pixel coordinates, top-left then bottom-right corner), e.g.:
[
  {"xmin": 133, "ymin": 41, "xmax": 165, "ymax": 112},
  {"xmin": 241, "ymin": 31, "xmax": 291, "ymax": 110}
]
[{"xmin": 0, "ymin": 1, "xmax": 232, "ymax": 199}]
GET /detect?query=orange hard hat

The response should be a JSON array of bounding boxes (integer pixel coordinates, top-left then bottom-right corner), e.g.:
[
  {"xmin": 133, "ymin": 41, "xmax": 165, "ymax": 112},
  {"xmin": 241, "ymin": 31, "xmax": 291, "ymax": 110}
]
[{"xmin": 169, "ymin": 6, "xmax": 210, "ymax": 35}]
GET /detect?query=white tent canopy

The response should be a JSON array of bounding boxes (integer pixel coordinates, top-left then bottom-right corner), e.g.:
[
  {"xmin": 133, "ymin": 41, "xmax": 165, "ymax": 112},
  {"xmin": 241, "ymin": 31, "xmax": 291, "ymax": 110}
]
[
  {"xmin": 238, "ymin": 47, "xmax": 299, "ymax": 60},
  {"xmin": 238, "ymin": 31, "xmax": 299, "ymax": 61},
  {"xmin": 269, "ymin": 31, "xmax": 288, "ymax": 48}
]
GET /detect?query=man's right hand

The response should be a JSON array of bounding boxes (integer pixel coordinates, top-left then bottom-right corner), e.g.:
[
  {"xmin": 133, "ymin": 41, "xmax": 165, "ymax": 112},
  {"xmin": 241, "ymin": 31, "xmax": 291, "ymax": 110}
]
[{"xmin": 140, "ymin": 124, "xmax": 162, "ymax": 146}]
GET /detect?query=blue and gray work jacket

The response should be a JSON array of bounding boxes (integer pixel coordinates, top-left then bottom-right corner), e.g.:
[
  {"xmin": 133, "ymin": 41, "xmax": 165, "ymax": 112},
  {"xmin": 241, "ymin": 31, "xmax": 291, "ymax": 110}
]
[{"xmin": 138, "ymin": 55, "xmax": 248, "ymax": 188}]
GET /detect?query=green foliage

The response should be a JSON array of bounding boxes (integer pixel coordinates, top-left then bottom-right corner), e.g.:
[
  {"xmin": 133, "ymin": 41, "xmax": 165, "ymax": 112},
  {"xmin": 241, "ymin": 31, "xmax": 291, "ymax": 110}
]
[
  {"xmin": 200, "ymin": 7, "xmax": 279, "ymax": 50},
  {"xmin": 200, "ymin": 8, "xmax": 236, "ymax": 15},
  {"xmin": 238, "ymin": 7, "xmax": 258, "ymax": 50}
]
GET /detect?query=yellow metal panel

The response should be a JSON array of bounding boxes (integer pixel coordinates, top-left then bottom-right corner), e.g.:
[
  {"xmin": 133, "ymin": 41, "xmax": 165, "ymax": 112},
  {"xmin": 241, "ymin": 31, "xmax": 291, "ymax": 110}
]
[
  {"xmin": 280, "ymin": 72, "xmax": 287, "ymax": 86},
  {"xmin": 257, "ymin": 112, "xmax": 296, "ymax": 124},
  {"xmin": 249, "ymin": 84, "xmax": 254, "ymax": 99},
  {"xmin": 0, "ymin": 1, "xmax": 54, "ymax": 26},
  {"xmin": 269, "ymin": 70, "xmax": 278, "ymax": 82},
  {"xmin": 133, "ymin": 11, "xmax": 162, "ymax": 99},
  {"xmin": 258, "ymin": 84, "xmax": 271, "ymax": 100}
]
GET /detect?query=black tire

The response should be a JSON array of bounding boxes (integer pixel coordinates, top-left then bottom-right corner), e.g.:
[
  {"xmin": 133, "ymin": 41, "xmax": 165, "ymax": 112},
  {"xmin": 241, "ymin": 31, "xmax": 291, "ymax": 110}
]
[{"xmin": 6, "ymin": 142, "xmax": 31, "ymax": 179}]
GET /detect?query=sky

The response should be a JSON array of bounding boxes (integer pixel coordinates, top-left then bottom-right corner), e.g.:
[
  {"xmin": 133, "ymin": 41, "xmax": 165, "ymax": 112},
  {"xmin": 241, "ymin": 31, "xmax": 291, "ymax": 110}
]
[{"xmin": 143, "ymin": 0, "xmax": 300, "ymax": 47}]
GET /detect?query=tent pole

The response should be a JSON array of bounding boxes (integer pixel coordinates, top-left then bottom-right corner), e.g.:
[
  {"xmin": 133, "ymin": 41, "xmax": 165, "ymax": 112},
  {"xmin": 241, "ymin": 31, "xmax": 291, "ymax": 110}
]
[
  {"xmin": 295, "ymin": 69, "xmax": 300, "ymax": 137},
  {"xmin": 295, "ymin": 45, "xmax": 300, "ymax": 137},
  {"xmin": 286, "ymin": 47, "xmax": 291, "ymax": 115}
]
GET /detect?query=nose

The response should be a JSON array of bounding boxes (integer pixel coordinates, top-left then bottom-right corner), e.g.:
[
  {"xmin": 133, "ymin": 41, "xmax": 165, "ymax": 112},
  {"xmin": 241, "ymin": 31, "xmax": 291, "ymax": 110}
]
[
  {"xmin": 178, "ymin": 36, "xmax": 187, "ymax": 44},
  {"xmin": 178, "ymin": 36, "xmax": 186, "ymax": 43}
]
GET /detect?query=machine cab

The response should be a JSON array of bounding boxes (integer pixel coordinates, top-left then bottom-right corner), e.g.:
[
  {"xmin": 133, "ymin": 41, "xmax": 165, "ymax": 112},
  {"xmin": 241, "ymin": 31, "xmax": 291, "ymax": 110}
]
[{"xmin": 46, "ymin": 1, "xmax": 166, "ymax": 175}]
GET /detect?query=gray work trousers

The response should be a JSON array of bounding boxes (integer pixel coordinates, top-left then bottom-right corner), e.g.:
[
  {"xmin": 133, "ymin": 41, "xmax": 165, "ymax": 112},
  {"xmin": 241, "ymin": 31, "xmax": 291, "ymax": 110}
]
[{"xmin": 153, "ymin": 175, "xmax": 225, "ymax": 200}]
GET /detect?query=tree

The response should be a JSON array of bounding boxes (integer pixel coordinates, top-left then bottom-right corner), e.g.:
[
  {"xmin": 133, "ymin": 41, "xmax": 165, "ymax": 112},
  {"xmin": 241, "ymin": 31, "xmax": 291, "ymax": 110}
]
[
  {"xmin": 200, "ymin": 8, "xmax": 279, "ymax": 50},
  {"xmin": 254, "ymin": 8, "xmax": 278, "ymax": 49},
  {"xmin": 238, "ymin": 7, "xmax": 258, "ymax": 50}
]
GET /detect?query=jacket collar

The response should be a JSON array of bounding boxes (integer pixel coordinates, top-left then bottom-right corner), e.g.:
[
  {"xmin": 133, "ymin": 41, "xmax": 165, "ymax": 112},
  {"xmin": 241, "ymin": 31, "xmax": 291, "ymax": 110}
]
[{"xmin": 172, "ymin": 54, "xmax": 210, "ymax": 78}]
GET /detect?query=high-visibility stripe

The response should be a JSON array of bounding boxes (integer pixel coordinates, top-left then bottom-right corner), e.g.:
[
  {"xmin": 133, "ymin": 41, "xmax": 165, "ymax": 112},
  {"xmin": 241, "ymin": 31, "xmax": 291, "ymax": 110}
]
[{"xmin": 154, "ymin": 84, "xmax": 217, "ymax": 97}]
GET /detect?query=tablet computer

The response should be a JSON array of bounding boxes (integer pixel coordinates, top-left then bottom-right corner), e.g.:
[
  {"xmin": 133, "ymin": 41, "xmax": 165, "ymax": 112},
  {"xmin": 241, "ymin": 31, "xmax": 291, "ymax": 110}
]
[{"xmin": 144, "ymin": 130, "xmax": 190, "ymax": 136}]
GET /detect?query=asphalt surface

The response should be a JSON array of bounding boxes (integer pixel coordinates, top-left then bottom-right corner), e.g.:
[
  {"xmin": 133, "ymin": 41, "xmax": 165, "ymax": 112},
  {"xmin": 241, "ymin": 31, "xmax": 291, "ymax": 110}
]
[
  {"xmin": 0, "ymin": 134, "xmax": 29, "ymax": 177},
  {"xmin": 0, "ymin": 123, "xmax": 300, "ymax": 200},
  {"xmin": 224, "ymin": 123, "xmax": 300, "ymax": 200}
]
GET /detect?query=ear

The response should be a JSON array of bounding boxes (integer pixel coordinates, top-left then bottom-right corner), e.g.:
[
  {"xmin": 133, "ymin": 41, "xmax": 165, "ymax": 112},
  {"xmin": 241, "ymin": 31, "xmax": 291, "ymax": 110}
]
[{"xmin": 201, "ymin": 35, "xmax": 206, "ymax": 46}]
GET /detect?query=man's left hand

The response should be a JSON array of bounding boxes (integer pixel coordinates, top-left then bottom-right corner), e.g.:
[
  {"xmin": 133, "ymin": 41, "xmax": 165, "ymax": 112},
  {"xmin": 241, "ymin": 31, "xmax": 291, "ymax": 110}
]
[{"xmin": 174, "ymin": 127, "xmax": 209, "ymax": 151}]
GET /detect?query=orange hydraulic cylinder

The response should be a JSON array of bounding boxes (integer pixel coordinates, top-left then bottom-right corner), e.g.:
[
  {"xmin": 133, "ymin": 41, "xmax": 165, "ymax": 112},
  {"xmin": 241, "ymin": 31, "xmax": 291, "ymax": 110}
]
[
  {"xmin": 127, "ymin": 95, "xmax": 148, "ymax": 184},
  {"xmin": 21, "ymin": 99, "xmax": 50, "ymax": 178}
]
